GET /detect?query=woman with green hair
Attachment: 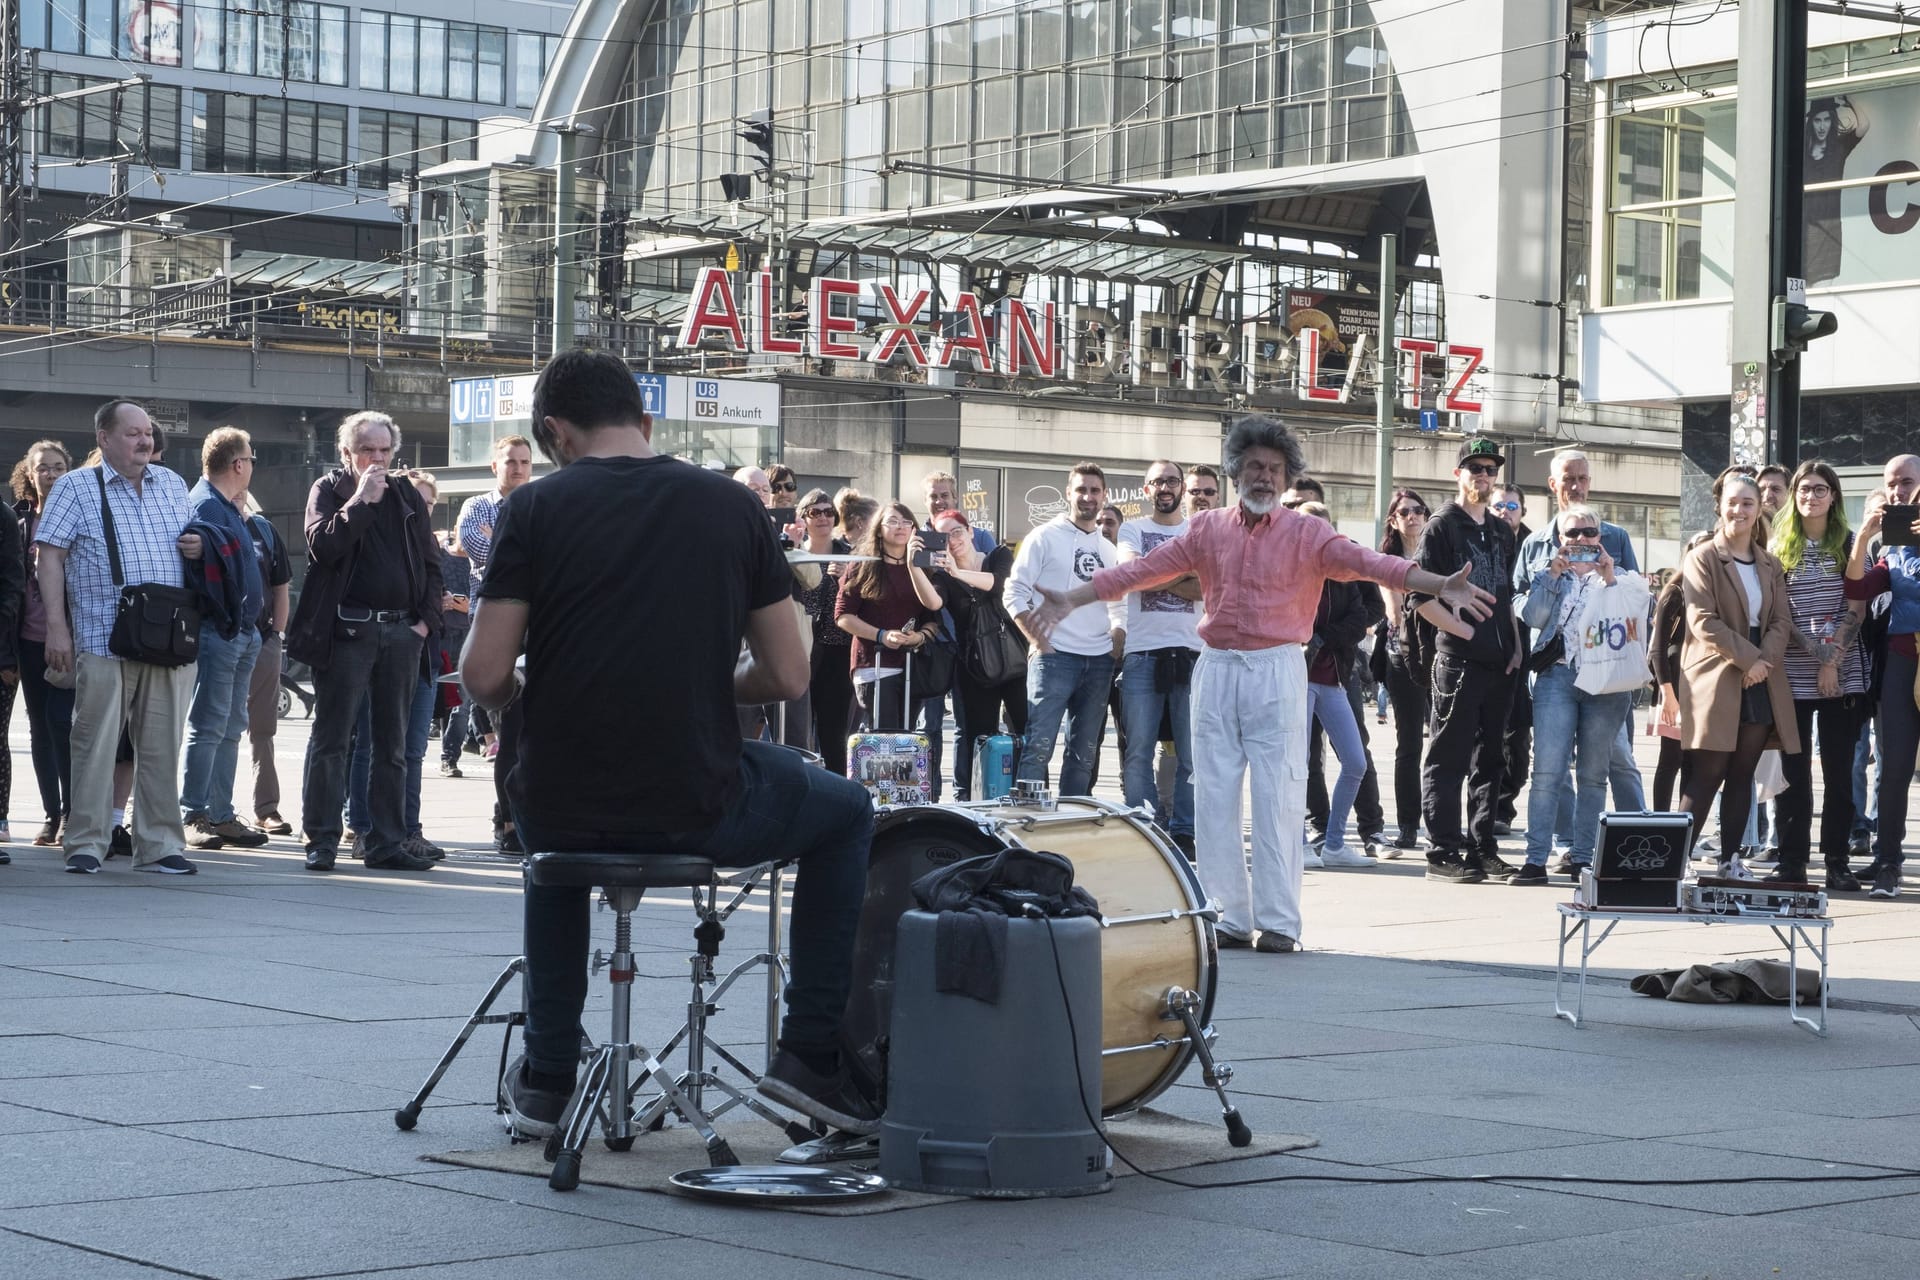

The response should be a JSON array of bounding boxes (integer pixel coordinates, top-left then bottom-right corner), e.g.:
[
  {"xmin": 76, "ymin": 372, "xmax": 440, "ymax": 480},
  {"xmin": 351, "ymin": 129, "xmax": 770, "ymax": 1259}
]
[{"xmin": 1770, "ymin": 459, "xmax": 1869, "ymax": 888}]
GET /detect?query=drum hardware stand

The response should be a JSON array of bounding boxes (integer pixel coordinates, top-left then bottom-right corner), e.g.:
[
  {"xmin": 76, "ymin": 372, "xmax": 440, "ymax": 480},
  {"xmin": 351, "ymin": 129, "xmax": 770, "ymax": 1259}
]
[
  {"xmin": 393, "ymin": 956, "xmax": 528, "ymax": 1132},
  {"xmin": 1160, "ymin": 986, "xmax": 1252, "ymax": 1147},
  {"xmin": 627, "ymin": 866, "xmax": 814, "ymax": 1145}
]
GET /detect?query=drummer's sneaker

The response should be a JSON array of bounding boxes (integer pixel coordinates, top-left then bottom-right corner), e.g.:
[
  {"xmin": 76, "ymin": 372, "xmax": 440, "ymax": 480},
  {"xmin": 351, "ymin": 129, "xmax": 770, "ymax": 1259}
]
[
  {"xmin": 758, "ymin": 1049, "xmax": 881, "ymax": 1136},
  {"xmin": 1320, "ymin": 844, "xmax": 1378, "ymax": 868},
  {"xmin": 500, "ymin": 1054, "xmax": 571, "ymax": 1142},
  {"xmin": 1253, "ymin": 932, "xmax": 1296, "ymax": 953}
]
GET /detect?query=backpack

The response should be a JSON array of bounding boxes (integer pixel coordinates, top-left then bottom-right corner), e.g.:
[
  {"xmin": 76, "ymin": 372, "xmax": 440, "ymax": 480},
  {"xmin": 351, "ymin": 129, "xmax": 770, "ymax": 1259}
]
[{"xmin": 1398, "ymin": 590, "xmax": 1438, "ymax": 691}]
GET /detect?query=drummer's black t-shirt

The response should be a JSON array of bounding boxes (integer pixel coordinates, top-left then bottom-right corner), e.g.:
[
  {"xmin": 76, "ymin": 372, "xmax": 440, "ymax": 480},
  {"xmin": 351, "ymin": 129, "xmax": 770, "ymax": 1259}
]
[{"xmin": 479, "ymin": 454, "xmax": 791, "ymax": 834}]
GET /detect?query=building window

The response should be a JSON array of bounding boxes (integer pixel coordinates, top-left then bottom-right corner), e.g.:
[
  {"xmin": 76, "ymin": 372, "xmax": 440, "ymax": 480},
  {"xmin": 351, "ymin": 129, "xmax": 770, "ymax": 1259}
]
[
  {"xmin": 358, "ymin": 108, "xmax": 478, "ymax": 190},
  {"xmin": 192, "ymin": 90, "xmax": 346, "ymax": 181},
  {"xmin": 38, "ymin": 73, "xmax": 181, "ymax": 168},
  {"xmin": 361, "ymin": 13, "xmax": 508, "ymax": 105},
  {"xmin": 1603, "ymin": 101, "xmax": 1733, "ymax": 305},
  {"xmin": 30, "ymin": 0, "xmax": 184, "ymax": 63},
  {"xmin": 514, "ymin": 31, "xmax": 561, "ymax": 109},
  {"xmin": 189, "ymin": 2, "xmax": 348, "ymax": 85}
]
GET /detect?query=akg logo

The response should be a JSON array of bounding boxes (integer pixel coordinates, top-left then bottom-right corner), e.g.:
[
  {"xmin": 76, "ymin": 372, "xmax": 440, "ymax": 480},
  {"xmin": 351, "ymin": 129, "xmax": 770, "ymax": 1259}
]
[
  {"xmin": 1614, "ymin": 834, "xmax": 1671, "ymax": 873},
  {"xmin": 1073, "ymin": 547, "xmax": 1103, "ymax": 581}
]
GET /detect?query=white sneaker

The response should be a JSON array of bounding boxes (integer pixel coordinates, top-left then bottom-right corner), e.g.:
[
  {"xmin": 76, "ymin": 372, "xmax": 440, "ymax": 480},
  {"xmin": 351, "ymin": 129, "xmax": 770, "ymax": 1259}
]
[
  {"xmin": 1302, "ymin": 846, "xmax": 1325, "ymax": 868},
  {"xmin": 1716, "ymin": 855, "xmax": 1755, "ymax": 881},
  {"xmin": 1320, "ymin": 844, "xmax": 1379, "ymax": 868}
]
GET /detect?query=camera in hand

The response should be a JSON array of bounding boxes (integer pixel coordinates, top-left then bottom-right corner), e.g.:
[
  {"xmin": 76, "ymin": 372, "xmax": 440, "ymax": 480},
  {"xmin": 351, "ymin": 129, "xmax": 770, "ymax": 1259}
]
[
  {"xmin": 1882, "ymin": 504, "xmax": 1920, "ymax": 548},
  {"xmin": 1566, "ymin": 546, "xmax": 1602, "ymax": 564}
]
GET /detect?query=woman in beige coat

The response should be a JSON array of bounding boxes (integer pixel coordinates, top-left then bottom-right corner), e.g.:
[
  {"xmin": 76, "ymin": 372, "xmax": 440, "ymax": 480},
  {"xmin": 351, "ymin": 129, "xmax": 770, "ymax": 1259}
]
[{"xmin": 1676, "ymin": 470, "xmax": 1801, "ymax": 876}]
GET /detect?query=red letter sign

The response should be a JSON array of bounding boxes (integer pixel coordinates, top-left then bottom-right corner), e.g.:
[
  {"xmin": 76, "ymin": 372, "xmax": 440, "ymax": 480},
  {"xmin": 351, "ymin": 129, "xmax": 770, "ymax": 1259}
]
[
  {"xmin": 677, "ymin": 266, "xmax": 744, "ymax": 350},
  {"xmin": 1442, "ymin": 345, "xmax": 1484, "ymax": 413},
  {"xmin": 753, "ymin": 271, "xmax": 802, "ymax": 355},
  {"xmin": 869, "ymin": 284, "xmax": 930, "ymax": 366},
  {"xmin": 935, "ymin": 292, "xmax": 994, "ymax": 370},
  {"xmin": 1296, "ymin": 328, "xmax": 1342, "ymax": 401},
  {"xmin": 812, "ymin": 277, "xmax": 862, "ymax": 358},
  {"xmin": 1003, "ymin": 300, "xmax": 1057, "ymax": 377}
]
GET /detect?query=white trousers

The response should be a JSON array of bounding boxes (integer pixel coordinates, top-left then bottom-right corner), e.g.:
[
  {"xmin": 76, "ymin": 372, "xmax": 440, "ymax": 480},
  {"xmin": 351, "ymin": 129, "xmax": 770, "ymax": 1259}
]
[{"xmin": 1192, "ymin": 643, "xmax": 1310, "ymax": 942}]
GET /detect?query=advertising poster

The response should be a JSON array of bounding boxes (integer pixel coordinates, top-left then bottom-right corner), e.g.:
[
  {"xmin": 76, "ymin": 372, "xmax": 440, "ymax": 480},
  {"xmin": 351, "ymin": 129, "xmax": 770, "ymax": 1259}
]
[{"xmin": 1802, "ymin": 79, "xmax": 1920, "ymax": 288}]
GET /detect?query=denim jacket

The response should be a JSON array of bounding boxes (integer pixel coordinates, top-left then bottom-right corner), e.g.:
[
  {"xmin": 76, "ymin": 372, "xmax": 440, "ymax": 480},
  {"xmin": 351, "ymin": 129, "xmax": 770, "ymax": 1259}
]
[{"xmin": 1513, "ymin": 520, "xmax": 1638, "ymax": 594}]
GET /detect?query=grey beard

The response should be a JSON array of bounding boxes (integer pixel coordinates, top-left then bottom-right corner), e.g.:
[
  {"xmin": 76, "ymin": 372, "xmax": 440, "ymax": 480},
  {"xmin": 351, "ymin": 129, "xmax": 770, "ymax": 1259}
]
[{"xmin": 1240, "ymin": 493, "xmax": 1277, "ymax": 516}]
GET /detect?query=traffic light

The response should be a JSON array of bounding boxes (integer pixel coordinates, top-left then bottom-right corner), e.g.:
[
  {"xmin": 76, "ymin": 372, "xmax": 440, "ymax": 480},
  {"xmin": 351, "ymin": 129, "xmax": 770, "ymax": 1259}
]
[
  {"xmin": 1771, "ymin": 298, "xmax": 1838, "ymax": 363},
  {"xmin": 717, "ymin": 173, "xmax": 753, "ymax": 203},
  {"xmin": 738, "ymin": 110, "xmax": 774, "ymax": 176}
]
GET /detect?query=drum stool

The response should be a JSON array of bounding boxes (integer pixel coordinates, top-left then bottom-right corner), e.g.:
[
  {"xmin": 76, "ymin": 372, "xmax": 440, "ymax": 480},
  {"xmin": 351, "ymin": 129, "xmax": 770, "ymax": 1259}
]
[{"xmin": 528, "ymin": 851, "xmax": 752, "ymax": 1191}]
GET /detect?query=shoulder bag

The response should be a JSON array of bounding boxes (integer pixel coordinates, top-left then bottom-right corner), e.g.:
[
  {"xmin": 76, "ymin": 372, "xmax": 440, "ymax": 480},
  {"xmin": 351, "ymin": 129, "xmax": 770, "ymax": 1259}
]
[{"xmin": 98, "ymin": 469, "xmax": 202, "ymax": 668}]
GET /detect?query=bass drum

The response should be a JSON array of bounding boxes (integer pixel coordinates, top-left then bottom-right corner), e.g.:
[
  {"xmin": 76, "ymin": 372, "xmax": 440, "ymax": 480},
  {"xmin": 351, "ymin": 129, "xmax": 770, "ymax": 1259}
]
[{"xmin": 840, "ymin": 798, "xmax": 1218, "ymax": 1116}]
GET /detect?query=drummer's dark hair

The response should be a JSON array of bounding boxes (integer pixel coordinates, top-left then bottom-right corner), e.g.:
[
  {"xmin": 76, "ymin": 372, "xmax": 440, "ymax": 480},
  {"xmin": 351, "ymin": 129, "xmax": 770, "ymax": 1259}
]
[
  {"xmin": 1223, "ymin": 414, "xmax": 1307, "ymax": 485},
  {"xmin": 529, "ymin": 349, "xmax": 646, "ymax": 464}
]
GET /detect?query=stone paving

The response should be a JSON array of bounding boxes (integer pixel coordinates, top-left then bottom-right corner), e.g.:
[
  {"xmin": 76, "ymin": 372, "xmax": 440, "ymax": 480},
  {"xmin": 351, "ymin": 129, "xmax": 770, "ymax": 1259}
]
[{"xmin": 2, "ymin": 710, "xmax": 1918, "ymax": 1279}]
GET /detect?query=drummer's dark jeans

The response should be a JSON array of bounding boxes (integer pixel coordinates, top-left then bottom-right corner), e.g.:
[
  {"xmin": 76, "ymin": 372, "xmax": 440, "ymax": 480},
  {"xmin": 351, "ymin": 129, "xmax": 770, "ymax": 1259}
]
[{"xmin": 514, "ymin": 740, "xmax": 875, "ymax": 1085}]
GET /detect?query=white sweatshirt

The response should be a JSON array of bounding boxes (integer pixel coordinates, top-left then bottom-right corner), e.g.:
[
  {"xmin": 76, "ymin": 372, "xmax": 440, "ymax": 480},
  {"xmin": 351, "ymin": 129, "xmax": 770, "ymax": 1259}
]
[{"xmin": 1003, "ymin": 514, "xmax": 1127, "ymax": 657}]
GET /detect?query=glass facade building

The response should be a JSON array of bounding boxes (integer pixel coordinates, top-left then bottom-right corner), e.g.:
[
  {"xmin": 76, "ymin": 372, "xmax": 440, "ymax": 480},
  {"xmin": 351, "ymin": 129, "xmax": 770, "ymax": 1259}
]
[{"xmin": 599, "ymin": 0, "xmax": 1416, "ymax": 222}]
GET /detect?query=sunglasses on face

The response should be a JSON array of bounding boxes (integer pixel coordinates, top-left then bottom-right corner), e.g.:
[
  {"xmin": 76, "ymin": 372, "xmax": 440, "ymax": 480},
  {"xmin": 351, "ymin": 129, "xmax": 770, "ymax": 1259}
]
[
  {"xmin": 771, "ymin": 481, "xmax": 797, "ymax": 492},
  {"xmin": 1463, "ymin": 462, "xmax": 1500, "ymax": 477},
  {"xmin": 805, "ymin": 506, "xmax": 836, "ymax": 519},
  {"xmin": 1492, "ymin": 501, "xmax": 1520, "ymax": 513},
  {"xmin": 1562, "ymin": 526, "xmax": 1600, "ymax": 540},
  {"xmin": 1186, "ymin": 486, "xmax": 1218, "ymax": 497}
]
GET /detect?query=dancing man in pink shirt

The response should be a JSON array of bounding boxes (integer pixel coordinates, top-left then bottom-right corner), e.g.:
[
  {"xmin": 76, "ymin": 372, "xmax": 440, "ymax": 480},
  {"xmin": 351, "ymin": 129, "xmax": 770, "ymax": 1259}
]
[{"xmin": 1028, "ymin": 416, "xmax": 1492, "ymax": 953}]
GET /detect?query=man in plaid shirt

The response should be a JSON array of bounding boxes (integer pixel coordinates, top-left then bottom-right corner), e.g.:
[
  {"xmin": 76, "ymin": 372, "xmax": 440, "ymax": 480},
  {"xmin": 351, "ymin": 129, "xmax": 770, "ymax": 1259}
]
[
  {"xmin": 37, "ymin": 400, "xmax": 204, "ymax": 875},
  {"xmin": 457, "ymin": 435, "xmax": 533, "ymax": 855}
]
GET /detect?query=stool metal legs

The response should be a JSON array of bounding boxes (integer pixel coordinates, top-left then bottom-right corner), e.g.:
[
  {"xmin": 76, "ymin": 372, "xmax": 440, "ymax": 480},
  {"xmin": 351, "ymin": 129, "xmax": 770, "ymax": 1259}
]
[{"xmin": 547, "ymin": 887, "xmax": 738, "ymax": 1191}]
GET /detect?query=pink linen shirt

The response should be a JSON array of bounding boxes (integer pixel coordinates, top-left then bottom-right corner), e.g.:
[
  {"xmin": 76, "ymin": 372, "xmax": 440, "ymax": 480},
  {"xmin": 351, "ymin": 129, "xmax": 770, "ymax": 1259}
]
[{"xmin": 1090, "ymin": 505, "xmax": 1414, "ymax": 651}]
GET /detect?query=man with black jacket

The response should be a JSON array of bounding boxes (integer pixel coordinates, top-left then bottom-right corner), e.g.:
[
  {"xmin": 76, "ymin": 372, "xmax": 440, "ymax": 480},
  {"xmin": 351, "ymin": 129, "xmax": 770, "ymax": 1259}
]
[
  {"xmin": 1413, "ymin": 438, "xmax": 1523, "ymax": 883},
  {"xmin": 288, "ymin": 411, "xmax": 442, "ymax": 872}
]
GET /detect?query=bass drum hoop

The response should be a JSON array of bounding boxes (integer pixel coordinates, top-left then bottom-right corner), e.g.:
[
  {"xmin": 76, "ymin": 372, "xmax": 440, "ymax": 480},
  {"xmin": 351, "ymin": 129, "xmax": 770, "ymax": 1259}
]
[{"xmin": 985, "ymin": 797, "xmax": 1218, "ymax": 1115}]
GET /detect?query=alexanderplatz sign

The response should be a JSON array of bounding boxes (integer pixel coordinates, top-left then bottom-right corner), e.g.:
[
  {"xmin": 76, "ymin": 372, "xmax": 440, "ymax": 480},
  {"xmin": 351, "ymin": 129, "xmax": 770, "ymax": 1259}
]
[{"xmin": 676, "ymin": 265, "xmax": 1486, "ymax": 413}]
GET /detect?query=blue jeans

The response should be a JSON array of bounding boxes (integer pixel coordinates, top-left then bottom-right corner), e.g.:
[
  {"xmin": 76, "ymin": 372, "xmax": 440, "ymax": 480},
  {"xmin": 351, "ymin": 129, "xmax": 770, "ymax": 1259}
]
[
  {"xmin": 180, "ymin": 626, "xmax": 262, "ymax": 824},
  {"xmin": 1525, "ymin": 663, "xmax": 1632, "ymax": 866},
  {"xmin": 1853, "ymin": 716, "xmax": 1878, "ymax": 833},
  {"xmin": 514, "ymin": 740, "xmax": 874, "ymax": 1082},
  {"xmin": 1308, "ymin": 680, "xmax": 1366, "ymax": 855},
  {"xmin": 1019, "ymin": 651, "xmax": 1115, "ymax": 797},
  {"xmin": 1120, "ymin": 651, "xmax": 1193, "ymax": 836}
]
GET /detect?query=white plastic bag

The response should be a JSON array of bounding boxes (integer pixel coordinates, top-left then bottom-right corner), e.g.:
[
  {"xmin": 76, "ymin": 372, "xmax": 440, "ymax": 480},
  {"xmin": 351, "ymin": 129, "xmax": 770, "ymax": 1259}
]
[
  {"xmin": 1753, "ymin": 749, "xmax": 1788, "ymax": 802},
  {"xmin": 1572, "ymin": 572, "xmax": 1653, "ymax": 697}
]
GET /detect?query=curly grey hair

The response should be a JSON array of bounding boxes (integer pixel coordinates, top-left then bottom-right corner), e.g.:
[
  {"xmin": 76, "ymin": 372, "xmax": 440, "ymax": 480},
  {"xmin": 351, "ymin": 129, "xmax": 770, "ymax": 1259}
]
[{"xmin": 1223, "ymin": 414, "xmax": 1307, "ymax": 485}]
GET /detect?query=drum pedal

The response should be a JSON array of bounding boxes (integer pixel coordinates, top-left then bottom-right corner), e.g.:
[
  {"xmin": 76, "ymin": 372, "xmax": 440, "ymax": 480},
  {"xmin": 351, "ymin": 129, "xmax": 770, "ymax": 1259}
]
[{"xmin": 776, "ymin": 1130, "xmax": 881, "ymax": 1165}]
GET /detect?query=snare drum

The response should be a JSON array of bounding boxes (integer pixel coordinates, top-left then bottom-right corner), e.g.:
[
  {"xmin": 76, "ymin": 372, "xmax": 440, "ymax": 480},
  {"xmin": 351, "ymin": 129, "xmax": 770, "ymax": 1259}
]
[{"xmin": 840, "ymin": 798, "xmax": 1218, "ymax": 1115}]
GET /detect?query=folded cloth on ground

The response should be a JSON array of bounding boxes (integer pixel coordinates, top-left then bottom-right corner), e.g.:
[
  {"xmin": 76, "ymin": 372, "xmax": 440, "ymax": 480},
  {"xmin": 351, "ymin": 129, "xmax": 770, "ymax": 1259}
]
[{"xmin": 1629, "ymin": 958, "xmax": 1820, "ymax": 1005}]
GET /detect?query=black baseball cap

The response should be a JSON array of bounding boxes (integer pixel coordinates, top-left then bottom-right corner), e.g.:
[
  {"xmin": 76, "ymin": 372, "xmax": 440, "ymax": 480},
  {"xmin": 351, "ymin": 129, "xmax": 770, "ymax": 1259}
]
[{"xmin": 1456, "ymin": 437, "xmax": 1505, "ymax": 467}]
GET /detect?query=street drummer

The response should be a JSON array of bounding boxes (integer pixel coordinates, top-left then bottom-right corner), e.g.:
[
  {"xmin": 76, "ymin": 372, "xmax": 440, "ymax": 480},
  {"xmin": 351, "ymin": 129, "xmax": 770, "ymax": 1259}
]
[
  {"xmin": 461, "ymin": 349, "xmax": 880, "ymax": 1141},
  {"xmin": 1026, "ymin": 415, "xmax": 1493, "ymax": 954}
]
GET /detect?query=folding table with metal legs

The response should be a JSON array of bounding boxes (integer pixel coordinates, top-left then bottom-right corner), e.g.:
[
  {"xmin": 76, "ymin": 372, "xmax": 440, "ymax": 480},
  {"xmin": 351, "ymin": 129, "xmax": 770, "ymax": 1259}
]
[{"xmin": 1553, "ymin": 903, "xmax": 1832, "ymax": 1036}]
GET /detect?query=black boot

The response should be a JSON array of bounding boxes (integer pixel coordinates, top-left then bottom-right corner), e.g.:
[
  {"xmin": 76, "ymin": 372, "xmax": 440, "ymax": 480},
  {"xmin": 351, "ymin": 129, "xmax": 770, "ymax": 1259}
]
[
  {"xmin": 1825, "ymin": 860, "xmax": 1862, "ymax": 892},
  {"xmin": 1762, "ymin": 861, "xmax": 1810, "ymax": 886}
]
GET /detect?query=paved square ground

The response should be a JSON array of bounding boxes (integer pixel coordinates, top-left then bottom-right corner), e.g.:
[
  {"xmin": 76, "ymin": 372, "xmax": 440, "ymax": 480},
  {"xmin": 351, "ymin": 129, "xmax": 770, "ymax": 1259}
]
[{"xmin": 3, "ymin": 707, "xmax": 1918, "ymax": 1279}]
